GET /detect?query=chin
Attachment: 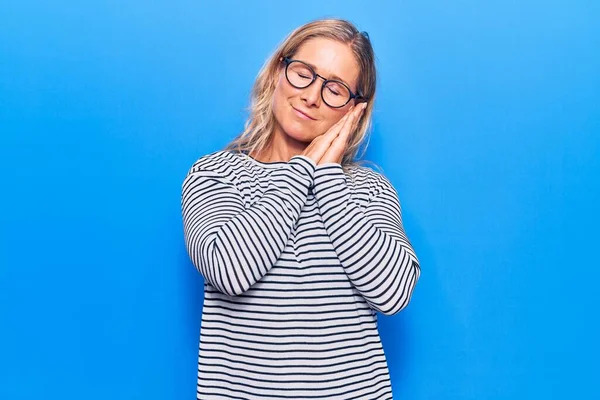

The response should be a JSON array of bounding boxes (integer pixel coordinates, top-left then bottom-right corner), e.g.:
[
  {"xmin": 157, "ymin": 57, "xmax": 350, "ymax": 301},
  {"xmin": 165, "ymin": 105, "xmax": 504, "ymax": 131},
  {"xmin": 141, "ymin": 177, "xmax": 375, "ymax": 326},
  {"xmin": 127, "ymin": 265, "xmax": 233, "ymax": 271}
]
[
  {"xmin": 274, "ymin": 112, "xmax": 317, "ymax": 143},
  {"xmin": 282, "ymin": 120, "xmax": 319, "ymax": 143},
  {"xmin": 273, "ymin": 101, "xmax": 321, "ymax": 143},
  {"xmin": 282, "ymin": 127, "xmax": 312, "ymax": 144}
]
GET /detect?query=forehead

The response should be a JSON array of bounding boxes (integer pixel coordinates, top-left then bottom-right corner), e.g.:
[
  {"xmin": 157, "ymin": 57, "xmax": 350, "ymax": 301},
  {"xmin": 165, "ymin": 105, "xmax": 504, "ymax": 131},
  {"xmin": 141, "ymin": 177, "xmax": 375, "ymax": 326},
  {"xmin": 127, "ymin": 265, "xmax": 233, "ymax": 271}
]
[{"xmin": 293, "ymin": 37, "xmax": 359, "ymax": 89}]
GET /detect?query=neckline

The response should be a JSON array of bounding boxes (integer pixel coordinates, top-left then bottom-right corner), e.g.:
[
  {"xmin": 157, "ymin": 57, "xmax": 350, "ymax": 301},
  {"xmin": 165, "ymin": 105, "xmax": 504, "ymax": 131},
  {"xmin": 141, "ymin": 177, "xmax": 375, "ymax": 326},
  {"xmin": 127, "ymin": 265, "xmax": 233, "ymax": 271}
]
[{"xmin": 237, "ymin": 151, "xmax": 288, "ymax": 168}]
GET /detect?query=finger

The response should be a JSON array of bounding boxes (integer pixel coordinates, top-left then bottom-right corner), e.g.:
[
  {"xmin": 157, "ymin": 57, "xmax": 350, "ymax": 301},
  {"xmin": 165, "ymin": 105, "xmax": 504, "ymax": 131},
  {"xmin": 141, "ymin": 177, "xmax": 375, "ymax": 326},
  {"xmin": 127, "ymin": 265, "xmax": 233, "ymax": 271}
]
[
  {"xmin": 325, "ymin": 130, "xmax": 349, "ymax": 164},
  {"xmin": 349, "ymin": 103, "xmax": 367, "ymax": 133},
  {"xmin": 326, "ymin": 109, "xmax": 359, "ymax": 158},
  {"xmin": 319, "ymin": 106, "xmax": 355, "ymax": 150},
  {"xmin": 347, "ymin": 103, "xmax": 367, "ymax": 133},
  {"xmin": 338, "ymin": 103, "xmax": 363, "ymax": 139},
  {"xmin": 325, "ymin": 106, "xmax": 354, "ymax": 137},
  {"xmin": 306, "ymin": 105, "xmax": 358, "ymax": 162},
  {"xmin": 303, "ymin": 112, "xmax": 347, "ymax": 160}
]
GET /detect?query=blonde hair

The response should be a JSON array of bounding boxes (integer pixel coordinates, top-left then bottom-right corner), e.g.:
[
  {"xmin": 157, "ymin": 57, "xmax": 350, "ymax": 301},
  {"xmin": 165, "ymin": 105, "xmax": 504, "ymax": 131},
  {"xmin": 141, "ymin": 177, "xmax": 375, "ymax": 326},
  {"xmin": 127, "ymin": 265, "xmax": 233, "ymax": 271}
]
[{"xmin": 224, "ymin": 18, "xmax": 379, "ymax": 172}]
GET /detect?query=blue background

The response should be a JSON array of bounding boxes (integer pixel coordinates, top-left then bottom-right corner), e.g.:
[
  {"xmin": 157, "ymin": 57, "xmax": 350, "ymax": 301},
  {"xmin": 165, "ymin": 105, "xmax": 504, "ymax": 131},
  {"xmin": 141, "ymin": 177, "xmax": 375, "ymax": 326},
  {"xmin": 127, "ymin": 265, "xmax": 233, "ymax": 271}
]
[{"xmin": 1, "ymin": 1, "xmax": 599, "ymax": 399}]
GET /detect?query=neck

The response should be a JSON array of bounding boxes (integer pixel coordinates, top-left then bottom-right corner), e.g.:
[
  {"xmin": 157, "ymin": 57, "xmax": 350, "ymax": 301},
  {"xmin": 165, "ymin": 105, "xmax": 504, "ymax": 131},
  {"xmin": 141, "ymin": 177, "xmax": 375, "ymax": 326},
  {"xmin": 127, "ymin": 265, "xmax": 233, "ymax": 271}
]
[{"xmin": 250, "ymin": 123, "xmax": 308, "ymax": 163}]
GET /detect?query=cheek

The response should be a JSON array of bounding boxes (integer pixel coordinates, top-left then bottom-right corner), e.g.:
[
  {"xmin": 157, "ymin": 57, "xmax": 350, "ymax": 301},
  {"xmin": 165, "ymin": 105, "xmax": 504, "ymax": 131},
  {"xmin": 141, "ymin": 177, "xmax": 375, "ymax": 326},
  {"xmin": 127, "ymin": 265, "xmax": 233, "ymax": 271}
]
[
  {"xmin": 321, "ymin": 110, "xmax": 347, "ymax": 132},
  {"xmin": 272, "ymin": 76, "xmax": 289, "ymax": 112},
  {"xmin": 272, "ymin": 86, "xmax": 288, "ymax": 122},
  {"xmin": 271, "ymin": 77, "xmax": 349, "ymax": 138}
]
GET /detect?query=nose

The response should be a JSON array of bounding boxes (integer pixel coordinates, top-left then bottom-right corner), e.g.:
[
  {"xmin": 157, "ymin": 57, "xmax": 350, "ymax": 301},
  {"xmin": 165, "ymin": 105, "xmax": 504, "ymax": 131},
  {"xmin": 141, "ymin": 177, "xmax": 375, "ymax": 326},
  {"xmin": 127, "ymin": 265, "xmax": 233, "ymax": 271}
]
[{"xmin": 300, "ymin": 80, "xmax": 321, "ymax": 107}]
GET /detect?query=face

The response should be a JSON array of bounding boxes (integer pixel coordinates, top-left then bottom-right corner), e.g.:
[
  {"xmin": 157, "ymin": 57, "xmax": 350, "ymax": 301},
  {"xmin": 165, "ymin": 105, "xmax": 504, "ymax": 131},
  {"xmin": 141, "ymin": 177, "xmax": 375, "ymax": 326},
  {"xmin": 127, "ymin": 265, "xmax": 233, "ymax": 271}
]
[{"xmin": 271, "ymin": 37, "xmax": 360, "ymax": 144}]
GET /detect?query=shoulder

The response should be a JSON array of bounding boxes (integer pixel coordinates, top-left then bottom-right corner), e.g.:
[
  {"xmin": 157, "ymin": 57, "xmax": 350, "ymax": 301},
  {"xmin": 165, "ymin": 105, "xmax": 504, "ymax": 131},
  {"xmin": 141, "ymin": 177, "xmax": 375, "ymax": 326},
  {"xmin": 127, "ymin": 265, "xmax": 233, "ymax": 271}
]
[
  {"xmin": 185, "ymin": 150, "xmax": 255, "ymax": 181},
  {"xmin": 346, "ymin": 164, "xmax": 398, "ymax": 199},
  {"xmin": 187, "ymin": 150, "xmax": 242, "ymax": 175},
  {"xmin": 182, "ymin": 150, "xmax": 249, "ymax": 191}
]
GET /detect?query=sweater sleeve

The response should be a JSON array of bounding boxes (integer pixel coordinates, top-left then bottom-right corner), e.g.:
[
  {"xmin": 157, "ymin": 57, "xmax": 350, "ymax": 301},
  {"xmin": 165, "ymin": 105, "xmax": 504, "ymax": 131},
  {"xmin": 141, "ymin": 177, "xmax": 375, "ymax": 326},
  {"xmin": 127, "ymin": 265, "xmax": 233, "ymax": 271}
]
[
  {"xmin": 312, "ymin": 163, "xmax": 421, "ymax": 315},
  {"xmin": 181, "ymin": 155, "xmax": 316, "ymax": 296}
]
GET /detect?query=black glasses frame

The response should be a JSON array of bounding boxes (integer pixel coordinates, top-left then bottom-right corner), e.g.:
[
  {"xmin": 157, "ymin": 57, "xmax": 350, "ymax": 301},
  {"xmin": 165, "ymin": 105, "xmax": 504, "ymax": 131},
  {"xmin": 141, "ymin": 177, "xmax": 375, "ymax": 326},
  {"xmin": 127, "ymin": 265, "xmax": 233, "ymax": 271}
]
[{"xmin": 282, "ymin": 57, "xmax": 366, "ymax": 108}]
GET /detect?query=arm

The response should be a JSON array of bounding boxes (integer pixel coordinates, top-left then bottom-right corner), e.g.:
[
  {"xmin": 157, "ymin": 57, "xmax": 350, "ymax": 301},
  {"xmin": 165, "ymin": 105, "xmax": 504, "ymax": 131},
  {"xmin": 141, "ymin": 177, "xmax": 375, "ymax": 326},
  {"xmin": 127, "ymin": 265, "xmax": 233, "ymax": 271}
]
[
  {"xmin": 312, "ymin": 164, "xmax": 421, "ymax": 315},
  {"xmin": 181, "ymin": 155, "xmax": 316, "ymax": 296}
]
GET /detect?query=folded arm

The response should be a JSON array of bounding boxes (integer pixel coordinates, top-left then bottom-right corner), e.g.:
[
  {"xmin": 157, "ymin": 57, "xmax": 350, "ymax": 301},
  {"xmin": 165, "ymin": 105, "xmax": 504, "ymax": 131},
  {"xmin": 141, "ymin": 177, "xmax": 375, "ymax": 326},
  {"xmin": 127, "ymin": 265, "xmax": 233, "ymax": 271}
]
[
  {"xmin": 181, "ymin": 155, "xmax": 316, "ymax": 296},
  {"xmin": 312, "ymin": 164, "xmax": 421, "ymax": 315}
]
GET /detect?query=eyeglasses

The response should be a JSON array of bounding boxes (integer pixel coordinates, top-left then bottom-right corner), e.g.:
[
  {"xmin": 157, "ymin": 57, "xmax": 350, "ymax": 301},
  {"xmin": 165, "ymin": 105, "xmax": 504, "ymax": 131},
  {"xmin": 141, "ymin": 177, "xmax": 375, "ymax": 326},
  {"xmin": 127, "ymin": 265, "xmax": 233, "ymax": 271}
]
[{"xmin": 282, "ymin": 57, "xmax": 366, "ymax": 108}]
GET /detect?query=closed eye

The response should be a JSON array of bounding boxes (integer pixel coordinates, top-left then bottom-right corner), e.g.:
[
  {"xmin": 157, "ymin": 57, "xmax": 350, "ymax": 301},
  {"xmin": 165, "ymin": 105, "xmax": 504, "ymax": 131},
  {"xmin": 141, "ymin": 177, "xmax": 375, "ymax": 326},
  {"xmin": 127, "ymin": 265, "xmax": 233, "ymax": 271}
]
[{"xmin": 326, "ymin": 86, "xmax": 341, "ymax": 96}]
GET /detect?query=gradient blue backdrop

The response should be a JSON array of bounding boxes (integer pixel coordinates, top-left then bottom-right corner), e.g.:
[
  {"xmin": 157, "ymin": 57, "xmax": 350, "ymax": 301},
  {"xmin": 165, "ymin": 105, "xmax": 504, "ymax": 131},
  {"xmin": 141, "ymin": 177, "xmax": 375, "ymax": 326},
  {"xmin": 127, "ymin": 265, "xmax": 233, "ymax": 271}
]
[{"xmin": 1, "ymin": 1, "xmax": 599, "ymax": 399}]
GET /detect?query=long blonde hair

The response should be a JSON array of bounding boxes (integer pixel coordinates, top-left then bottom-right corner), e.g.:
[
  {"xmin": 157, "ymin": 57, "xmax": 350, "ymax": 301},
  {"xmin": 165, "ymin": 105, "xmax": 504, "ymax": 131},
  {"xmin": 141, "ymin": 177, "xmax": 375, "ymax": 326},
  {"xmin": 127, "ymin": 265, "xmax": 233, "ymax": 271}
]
[{"xmin": 224, "ymin": 18, "xmax": 378, "ymax": 172}]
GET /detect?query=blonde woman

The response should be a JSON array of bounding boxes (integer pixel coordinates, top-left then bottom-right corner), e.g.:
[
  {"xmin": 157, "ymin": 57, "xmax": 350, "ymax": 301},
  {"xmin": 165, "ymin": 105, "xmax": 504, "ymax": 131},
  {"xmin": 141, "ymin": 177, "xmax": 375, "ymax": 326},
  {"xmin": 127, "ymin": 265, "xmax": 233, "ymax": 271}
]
[{"xmin": 182, "ymin": 18, "xmax": 421, "ymax": 400}]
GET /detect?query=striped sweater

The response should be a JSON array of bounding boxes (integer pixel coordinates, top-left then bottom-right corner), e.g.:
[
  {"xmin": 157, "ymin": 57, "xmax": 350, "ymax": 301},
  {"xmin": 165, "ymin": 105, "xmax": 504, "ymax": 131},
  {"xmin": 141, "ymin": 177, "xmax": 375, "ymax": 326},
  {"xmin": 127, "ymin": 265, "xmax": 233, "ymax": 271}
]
[{"xmin": 181, "ymin": 150, "xmax": 421, "ymax": 400}]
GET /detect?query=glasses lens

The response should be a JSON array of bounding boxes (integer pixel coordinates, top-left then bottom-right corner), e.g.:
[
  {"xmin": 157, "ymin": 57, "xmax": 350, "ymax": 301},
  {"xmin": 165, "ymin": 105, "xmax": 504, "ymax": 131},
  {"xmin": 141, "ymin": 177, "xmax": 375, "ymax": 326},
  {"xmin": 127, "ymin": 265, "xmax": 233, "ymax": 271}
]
[
  {"xmin": 286, "ymin": 62, "xmax": 314, "ymax": 88},
  {"xmin": 322, "ymin": 81, "xmax": 351, "ymax": 108}
]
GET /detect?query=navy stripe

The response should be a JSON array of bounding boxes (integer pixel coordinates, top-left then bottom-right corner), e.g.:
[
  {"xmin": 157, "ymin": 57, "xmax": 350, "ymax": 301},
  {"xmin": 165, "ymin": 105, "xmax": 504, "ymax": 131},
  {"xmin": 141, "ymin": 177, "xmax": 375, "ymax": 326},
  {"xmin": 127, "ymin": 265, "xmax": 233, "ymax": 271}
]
[{"xmin": 182, "ymin": 150, "xmax": 420, "ymax": 399}]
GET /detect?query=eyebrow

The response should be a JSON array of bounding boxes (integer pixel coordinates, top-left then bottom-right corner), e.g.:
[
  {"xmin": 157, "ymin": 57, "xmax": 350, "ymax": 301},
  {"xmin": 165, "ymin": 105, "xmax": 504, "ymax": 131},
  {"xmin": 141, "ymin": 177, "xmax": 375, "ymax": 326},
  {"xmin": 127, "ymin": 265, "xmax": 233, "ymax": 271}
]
[{"xmin": 302, "ymin": 60, "xmax": 355, "ymax": 90}]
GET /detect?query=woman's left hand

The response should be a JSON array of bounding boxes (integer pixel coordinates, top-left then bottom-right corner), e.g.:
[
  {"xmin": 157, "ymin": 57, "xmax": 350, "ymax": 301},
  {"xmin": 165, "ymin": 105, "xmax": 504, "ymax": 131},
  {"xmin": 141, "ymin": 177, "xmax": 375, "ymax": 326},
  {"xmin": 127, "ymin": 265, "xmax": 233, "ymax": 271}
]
[{"xmin": 318, "ymin": 102, "xmax": 367, "ymax": 165}]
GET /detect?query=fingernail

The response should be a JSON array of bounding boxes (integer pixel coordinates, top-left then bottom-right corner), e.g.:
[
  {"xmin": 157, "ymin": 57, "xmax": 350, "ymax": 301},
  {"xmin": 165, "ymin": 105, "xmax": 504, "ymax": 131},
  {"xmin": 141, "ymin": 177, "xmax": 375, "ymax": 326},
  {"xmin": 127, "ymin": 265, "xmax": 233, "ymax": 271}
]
[{"xmin": 362, "ymin": 103, "xmax": 367, "ymax": 110}]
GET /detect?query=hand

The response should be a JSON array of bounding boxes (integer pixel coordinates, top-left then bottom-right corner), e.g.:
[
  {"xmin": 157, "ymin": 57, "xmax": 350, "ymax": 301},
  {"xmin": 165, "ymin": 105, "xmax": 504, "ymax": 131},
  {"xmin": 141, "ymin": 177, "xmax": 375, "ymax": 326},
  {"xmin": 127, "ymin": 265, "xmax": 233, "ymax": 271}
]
[
  {"xmin": 319, "ymin": 102, "xmax": 367, "ymax": 165},
  {"xmin": 301, "ymin": 102, "xmax": 367, "ymax": 166}
]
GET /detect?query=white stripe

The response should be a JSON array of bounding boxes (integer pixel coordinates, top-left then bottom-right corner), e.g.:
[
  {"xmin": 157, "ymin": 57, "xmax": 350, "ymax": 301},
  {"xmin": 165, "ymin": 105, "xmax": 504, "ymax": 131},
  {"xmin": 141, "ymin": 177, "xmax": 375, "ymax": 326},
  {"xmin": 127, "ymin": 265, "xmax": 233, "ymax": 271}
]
[{"xmin": 182, "ymin": 150, "xmax": 420, "ymax": 399}]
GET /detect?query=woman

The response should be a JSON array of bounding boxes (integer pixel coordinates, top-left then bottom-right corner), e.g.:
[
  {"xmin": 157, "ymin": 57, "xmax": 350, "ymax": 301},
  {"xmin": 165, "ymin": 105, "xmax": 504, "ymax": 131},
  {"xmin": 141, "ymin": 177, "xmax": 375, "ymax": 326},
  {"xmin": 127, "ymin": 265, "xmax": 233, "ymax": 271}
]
[{"xmin": 182, "ymin": 18, "xmax": 421, "ymax": 400}]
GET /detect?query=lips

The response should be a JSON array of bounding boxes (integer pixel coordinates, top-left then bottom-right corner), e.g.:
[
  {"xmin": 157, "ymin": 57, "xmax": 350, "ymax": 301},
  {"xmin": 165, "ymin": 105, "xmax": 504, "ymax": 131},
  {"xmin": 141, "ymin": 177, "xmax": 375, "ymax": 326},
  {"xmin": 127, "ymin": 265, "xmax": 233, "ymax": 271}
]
[{"xmin": 292, "ymin": 106, "xmax": 316, "ymax": 120}]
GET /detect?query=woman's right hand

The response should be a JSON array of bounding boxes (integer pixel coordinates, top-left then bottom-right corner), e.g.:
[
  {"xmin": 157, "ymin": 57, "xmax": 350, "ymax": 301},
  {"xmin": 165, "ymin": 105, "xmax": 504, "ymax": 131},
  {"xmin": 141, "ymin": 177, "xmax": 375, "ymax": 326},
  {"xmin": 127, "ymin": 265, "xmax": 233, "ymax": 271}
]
[{"xmin": 301, "ymin": 104, "xmax": 366, "ymax": 166}]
